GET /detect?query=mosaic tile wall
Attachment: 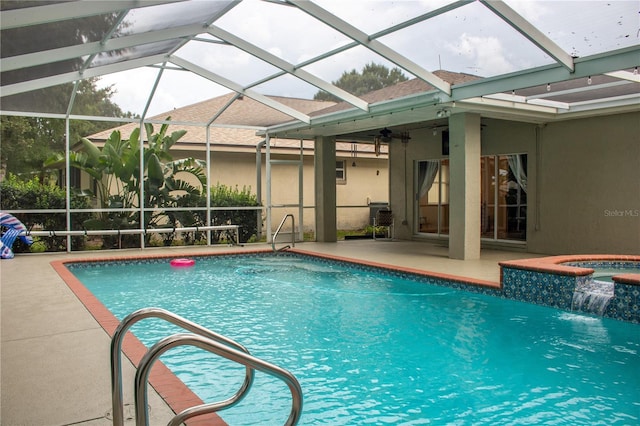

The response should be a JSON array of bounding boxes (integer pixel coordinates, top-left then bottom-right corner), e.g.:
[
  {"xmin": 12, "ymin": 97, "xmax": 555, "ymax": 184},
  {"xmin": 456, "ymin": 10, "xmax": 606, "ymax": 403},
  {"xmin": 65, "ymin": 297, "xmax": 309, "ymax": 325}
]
[{"xmin": 501, "ymin": 265, "xmax": 639, "ymax": 324}]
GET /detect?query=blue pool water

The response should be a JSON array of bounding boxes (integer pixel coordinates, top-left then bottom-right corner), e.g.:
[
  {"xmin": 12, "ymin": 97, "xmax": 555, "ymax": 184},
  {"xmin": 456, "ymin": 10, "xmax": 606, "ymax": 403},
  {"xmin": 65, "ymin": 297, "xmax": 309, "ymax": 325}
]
[{"xmin": 69, "ymin": 254, "xmax": 640, "ymax": 425}]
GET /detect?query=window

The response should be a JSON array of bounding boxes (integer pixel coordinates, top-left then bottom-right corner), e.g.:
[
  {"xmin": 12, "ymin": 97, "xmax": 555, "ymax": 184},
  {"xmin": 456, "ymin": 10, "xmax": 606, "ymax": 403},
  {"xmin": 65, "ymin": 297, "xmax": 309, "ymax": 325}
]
[
  {"xmin": 481, "ymin": 154, "xmax": 527, "ymax": 241},
  {"xmin": 416, "ymin": 159, "xmax": 449, "ymax": 235},
  {"xmin": 417, "ymin": 155, "xmax": 526, "ymax": 242},
  {"xmin": 336, "ymin": 160, "xmax": 346, "ymax": 183},
  {"xmin": 70, "ymin": 167, "xmax": 81, "ymax": 189}
]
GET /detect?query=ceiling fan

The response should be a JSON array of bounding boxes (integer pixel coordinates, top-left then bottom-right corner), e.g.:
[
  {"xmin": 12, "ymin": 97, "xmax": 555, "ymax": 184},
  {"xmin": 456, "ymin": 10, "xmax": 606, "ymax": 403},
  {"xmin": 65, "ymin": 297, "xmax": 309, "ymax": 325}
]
[
  {"xmin": 372, "ymin": 128, "xmax": 411, "ymax": 156},
  {"xmin": 374, "ymin": 128, "xmax": 411, "ymax": 143}
]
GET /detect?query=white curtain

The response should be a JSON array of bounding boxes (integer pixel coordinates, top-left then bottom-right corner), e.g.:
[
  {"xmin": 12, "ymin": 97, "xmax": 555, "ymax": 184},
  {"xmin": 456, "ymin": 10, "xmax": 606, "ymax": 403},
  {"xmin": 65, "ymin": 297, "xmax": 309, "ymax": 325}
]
[
  {"xmin": 507, "ymin": 154, "xmax": 527, "ymax": 193},
  {"xmin": 418, "ymin": 160, "xmax": 439, "ymax": 199}
]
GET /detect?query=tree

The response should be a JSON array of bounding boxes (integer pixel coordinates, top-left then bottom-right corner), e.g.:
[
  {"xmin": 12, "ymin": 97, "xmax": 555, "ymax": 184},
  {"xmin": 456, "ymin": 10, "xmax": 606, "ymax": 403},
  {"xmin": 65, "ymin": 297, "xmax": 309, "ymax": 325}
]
[
  {"xmin": 0, "ymin": 2, "xmax": 133, "ymax": 179},
  {"xmin": 314, "ymin": 63, "xmax": 409, "ymax": 102},
  {"xmin": 1, "ymin": 79, "xmax": 137, "ymax": 179}
]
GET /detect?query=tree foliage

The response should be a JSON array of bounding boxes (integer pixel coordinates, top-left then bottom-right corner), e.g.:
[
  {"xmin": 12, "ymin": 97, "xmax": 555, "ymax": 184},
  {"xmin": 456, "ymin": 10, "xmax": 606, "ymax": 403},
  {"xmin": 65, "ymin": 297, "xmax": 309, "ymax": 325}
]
[
  {"xmin": 314, "ymin": 63, "xmax": 409, "ymax": 102},
  {"xmin": 43, "ymin": 120, "xmax": 206, "ymax": 246},
  {"xmin": 1, "ymin": 79, "xmax": 137, "ymax": 179},
  {"xmin": 0, "ymin": 174, "xmax": 92, "ymax": 252},
  {"xmin": 0, "ymin": 2, "xmax": 134, "ymax": 178}
]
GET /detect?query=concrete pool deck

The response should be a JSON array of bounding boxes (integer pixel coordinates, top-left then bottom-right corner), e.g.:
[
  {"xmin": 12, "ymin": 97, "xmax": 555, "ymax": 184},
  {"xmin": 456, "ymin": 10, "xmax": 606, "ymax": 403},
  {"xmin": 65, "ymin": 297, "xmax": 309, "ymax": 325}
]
[{"xmin": 1, "ymin": 240, "xmax": 541, "ymax": 425}]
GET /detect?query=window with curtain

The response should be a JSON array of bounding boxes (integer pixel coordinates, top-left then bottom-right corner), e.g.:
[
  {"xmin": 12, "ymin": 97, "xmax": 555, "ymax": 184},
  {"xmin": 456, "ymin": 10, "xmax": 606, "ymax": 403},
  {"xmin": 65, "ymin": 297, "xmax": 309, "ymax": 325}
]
[
  {"xmin": 481, "ymin": 154, "xmax": 527, "ymax": 241},
  {"xmin": 416, "ymin": 159, "xmax": 449, "ymax": 235}
]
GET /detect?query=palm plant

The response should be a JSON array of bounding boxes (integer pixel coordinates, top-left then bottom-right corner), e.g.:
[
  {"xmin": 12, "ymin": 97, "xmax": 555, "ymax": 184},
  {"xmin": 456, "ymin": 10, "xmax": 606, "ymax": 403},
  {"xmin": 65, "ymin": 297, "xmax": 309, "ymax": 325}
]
[{"xmin": 44, "ymin": 118, "xmax": 207, "ymax": 246}]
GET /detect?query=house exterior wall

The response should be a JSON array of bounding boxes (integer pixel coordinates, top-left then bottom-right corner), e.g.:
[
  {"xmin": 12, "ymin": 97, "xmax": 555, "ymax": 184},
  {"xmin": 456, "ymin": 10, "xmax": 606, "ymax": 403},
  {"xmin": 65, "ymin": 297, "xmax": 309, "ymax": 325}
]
[
  {"xmin": 390, "ymin": 112, "xmax": 639, "ymax": 255},
  {"xmin": 171, "ymin": 148, "xmax": 389, "ymax": 233},
  {"xmin": 528, "ymin": 112, "xmax": 640, "ymax": 254}
]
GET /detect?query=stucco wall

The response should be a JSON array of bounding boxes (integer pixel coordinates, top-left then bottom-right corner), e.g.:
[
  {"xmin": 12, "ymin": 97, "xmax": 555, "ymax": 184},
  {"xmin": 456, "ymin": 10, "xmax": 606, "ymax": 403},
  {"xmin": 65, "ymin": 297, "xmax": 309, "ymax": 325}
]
[
  {"xmin": 528, "ymin": 112, "xmax": 640, "ymax": 254},
  {"xmin": 173, "ymin": 149, "xmax": 389, "ymax": 233}
]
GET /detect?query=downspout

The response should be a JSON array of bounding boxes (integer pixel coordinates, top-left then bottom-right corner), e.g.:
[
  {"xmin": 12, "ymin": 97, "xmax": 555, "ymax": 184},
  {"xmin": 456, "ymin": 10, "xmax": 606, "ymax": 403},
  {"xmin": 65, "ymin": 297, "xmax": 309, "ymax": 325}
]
[
  {"xmin": 535, "ymin": 124, "xmax": 545, "ymax": 232},
  {"xmin": 298, "ymin": 139, "xmax": 304, "ymax": 241},
  {"xmin": 265, "ymin": 134, "xmax": 272, "ymax": 243},
  {"xmin": 256, "ymin": 139, "xmax": 266, "ymax": 240}
]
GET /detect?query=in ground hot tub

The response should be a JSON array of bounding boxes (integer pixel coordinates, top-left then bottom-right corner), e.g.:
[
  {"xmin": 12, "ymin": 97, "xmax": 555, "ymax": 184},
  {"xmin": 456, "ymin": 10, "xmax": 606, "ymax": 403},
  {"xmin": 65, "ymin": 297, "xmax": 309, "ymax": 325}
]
[{"xmin": 500, "ymin": 255, "xmax": 640, "ymax": 323}]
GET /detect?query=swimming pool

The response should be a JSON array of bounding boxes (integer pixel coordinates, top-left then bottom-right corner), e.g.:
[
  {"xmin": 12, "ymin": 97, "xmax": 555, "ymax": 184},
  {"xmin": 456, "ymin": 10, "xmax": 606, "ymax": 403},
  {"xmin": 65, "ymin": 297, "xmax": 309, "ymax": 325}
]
[{"xmin": 68, "ymin": 253, "xmax": 640, "ymax": 425}]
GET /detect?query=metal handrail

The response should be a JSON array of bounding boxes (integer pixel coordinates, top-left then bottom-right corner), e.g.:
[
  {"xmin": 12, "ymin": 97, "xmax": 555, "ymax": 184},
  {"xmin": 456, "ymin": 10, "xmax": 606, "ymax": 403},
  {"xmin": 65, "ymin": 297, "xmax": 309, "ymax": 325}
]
[
  {"xmin": 136, "ymin": 333, "xmax": 303, "ymax": 426},
  {"xmin": 110, "ymin": 308, "xmax": 254, "ymax": 426},
  {"xmin": 272, "ymin": 214, "xmax": 295, "ymax": 252},
  {"xmin": 17, "ymin": 224, "xmax": 240, "ymax": 244}
]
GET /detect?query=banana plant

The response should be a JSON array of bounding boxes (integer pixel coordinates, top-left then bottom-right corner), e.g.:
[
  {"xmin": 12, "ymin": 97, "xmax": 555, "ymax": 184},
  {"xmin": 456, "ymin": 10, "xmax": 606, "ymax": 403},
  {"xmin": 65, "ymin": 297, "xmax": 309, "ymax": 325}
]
[{"xmin": 44, "ymin": 118, "xmax": 207, "ymax": 244}]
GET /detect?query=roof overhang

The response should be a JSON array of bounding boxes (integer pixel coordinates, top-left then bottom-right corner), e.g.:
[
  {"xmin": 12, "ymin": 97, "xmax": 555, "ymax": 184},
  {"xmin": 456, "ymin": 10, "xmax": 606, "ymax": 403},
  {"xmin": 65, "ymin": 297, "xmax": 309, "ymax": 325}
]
[{"xmin": 262, "ymin": 46, "xmax": 640, "ymax": 139}]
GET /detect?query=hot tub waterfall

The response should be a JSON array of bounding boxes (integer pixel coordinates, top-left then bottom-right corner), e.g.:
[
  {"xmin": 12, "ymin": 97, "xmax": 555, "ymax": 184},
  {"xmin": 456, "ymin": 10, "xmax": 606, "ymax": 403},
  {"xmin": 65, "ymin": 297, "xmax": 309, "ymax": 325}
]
[{"xmin": 572, "ymin": 279, "xmax": 615, "ymax": 316}]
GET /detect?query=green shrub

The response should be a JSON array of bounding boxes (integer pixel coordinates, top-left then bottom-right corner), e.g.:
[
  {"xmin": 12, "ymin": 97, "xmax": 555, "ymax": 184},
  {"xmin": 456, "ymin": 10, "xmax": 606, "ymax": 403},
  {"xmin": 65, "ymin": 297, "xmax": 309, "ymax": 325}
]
[
  {"xmin": 29, "ymin": 239, "xmax": 46, "ymax": 253},
  {"xmin": 208, "ymin": 184, "xmax": 260, "ymax": 244},
  {"xmin": 0, "ymin": 174, "xmax": 92, "ymax": 252}
]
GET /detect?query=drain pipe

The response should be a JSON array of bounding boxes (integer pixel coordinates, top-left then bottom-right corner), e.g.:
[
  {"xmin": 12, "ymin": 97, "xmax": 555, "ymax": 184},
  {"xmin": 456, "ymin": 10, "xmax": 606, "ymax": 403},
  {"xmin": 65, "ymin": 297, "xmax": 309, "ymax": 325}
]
[
  {"xmin": 535, "ymin": 124, "xmax": 545, "ymax": 232},
  {"xmin": 256, "ymin": 139, "xmax": 266, "ymax": 239}
]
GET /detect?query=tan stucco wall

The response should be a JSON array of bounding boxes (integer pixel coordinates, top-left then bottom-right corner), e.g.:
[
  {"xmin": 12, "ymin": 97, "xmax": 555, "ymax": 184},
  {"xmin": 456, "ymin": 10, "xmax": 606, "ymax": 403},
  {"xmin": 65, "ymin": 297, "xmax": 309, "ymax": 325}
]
[
  {"xmin": 172, "ymin": 149, "xmax": 389, "ymax": 233},
  {"xmin": 528, "ymin": 112, "xmax": 640, "ymax": 254}
]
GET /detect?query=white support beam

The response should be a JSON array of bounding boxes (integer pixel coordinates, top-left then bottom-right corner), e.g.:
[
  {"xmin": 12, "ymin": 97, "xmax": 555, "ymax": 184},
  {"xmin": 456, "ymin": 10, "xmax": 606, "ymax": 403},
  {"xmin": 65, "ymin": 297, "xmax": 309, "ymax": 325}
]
[
  {"xmin": 208, "ymin": 26, "xmax": 370, "ymax": 112},
  {"xmin": 0, "ymin": 0, "xmax": 186, "ymax": 30},
  {"xmin": 525, "ymin": 80, "xmax": 633, "ymax": 100},
  {"xmin": 463, "ymin": 97, "xmax": 558, "ymax": 114},
  {"xmin": 1, "ymin": 54, "xmax": 169, "ymax": 97},
  {"xmin": 289, "ymin": 0, "xmax": 452, "ymax": 96},
  {"xmin": 170, "ymin": 56, "xmax": 311, "ymax": 124},
  {"xmin": 605, "ymin": 70, "xmax": 640, "ymax": 83},
  {"xmin": 480, "ymin": 0, "xmax": 575, "ymax": 72},
  {"xmin": 450, "ymin": 46, "xmax": 640, "ymax": 102},
  {"xmin": 1, "ymin": 23, "xmax": 209, "ymax": 73}
]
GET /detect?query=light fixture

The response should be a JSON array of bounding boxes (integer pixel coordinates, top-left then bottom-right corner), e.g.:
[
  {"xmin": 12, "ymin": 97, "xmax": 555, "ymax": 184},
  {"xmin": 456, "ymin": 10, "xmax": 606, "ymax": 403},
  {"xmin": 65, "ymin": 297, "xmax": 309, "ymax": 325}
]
[
  {"xmin": 587, "ymin": 76, "xmax": 592, "ymax": 85},
  {"xmin": 546, "ymin": 83, "xmax": 551, "ymax": 92},
  {"xmin": 352, "ymin": 161, "xmax": 356, "ymax": 167},
  {"xmin": 436, "ymin": 109, "xmax": 450, "ymax": 118}
]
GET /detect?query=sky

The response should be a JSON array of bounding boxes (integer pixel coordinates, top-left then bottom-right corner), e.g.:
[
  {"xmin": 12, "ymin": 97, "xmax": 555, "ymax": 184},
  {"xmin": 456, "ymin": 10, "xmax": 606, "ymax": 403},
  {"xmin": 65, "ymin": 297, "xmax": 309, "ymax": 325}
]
[{"xmin": 95, "ymin": 0, "xmax": 639, "ymax": 118}]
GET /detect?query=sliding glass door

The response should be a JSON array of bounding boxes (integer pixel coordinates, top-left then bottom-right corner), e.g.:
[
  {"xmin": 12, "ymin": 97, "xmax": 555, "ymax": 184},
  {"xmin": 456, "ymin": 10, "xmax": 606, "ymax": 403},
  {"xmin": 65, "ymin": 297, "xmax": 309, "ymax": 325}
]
[
  {"xmin": 417, "ymin": 155, "xmax": 526, "ymax": 242},
  {"xmin": 481, "ymin": 154, "xmax": 527, "ymax": 241},
  {"xmin": 416, "ymin": 159, "xmax": 449, "ymax": 235}
]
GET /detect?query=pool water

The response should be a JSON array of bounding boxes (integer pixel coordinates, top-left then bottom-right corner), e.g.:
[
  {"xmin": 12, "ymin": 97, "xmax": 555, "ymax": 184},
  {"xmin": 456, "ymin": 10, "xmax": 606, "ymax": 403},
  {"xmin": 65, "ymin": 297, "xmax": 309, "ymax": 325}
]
[
  {"xmin": 70, "ymin": 254, "xmax": 640, "ymax": 425},
  {"xmin": 592, "ymin": 266, "xmax": 640, "ymax": 283}
]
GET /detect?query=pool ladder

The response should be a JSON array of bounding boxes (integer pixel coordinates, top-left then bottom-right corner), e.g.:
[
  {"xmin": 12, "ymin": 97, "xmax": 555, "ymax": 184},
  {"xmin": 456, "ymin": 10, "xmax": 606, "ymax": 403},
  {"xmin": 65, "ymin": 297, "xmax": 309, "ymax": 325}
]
[
  {"xmin": 272, "ymin": 214, "xmax": 295, "ymax": 252},
  {"xmin": 110, "ymin": 307, "xmax": 303, "ymax": 426}
]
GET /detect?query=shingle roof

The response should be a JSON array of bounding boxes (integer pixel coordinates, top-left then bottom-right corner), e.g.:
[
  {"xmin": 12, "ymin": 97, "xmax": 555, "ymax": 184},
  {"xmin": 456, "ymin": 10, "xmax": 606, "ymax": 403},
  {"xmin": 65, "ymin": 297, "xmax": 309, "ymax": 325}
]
[
  {"xmin": 311, "ymin": 70, "xmax": 481, "ymax": 116},
  {"xmin": 87, "ymin": 94, "xmax": 335, "ymax": 146},
  {"xmin": 86, "ymin": 71, "xmax": 480, "ymax": 155}
]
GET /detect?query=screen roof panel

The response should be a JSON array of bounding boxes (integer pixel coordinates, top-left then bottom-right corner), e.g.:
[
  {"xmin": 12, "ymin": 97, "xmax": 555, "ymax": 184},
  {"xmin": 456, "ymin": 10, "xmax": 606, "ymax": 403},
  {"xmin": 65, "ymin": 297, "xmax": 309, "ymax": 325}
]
[
  {"xmin": 111, "ymin": 0, "xmax": 234, "ymax": 37},
  {"xmin": 505, "ymin": 0, "xmax": 639, "ymax": 58},
  {"xmin": 1, "ymin": 0, "xmax": 638, "ymax": 128},
  {"xmin": 378, "ymin": 1, "xmax": 557, "ymax": 77}
]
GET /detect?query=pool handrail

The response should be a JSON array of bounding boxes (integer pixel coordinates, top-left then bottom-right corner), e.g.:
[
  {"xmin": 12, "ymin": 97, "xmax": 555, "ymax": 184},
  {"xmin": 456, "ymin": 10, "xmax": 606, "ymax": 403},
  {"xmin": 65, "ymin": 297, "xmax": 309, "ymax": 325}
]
[
  {"xmin": 135, "ymin": 333, "xmax": 303, "ymax": 426},
  {"xmin": 110, "ymin": 307, "xmax": 255, "ymax": 426},
  {"xmin": 272, "ymin": 214, "xmax": 295, "ymax": 252}
]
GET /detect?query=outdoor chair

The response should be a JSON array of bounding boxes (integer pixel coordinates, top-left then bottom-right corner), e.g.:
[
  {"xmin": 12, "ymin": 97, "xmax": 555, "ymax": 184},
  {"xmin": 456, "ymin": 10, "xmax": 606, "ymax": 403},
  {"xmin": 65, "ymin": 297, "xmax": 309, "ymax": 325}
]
[{"xmin": 373, "ymin": 209, "xmax": 394, "ymax": 240}]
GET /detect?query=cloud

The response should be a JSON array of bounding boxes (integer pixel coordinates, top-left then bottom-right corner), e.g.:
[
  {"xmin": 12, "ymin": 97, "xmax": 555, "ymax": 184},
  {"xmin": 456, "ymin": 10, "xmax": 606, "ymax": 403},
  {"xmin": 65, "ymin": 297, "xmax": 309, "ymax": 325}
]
[{"xmin": 447, "ymin": 33, "xmax": 515, "ymax": 76}]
